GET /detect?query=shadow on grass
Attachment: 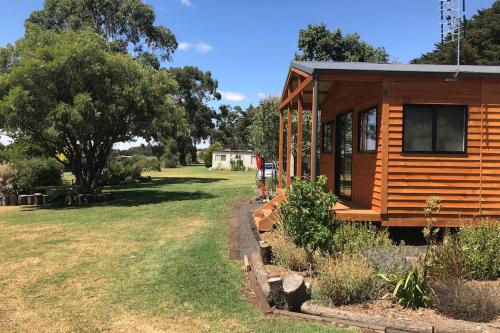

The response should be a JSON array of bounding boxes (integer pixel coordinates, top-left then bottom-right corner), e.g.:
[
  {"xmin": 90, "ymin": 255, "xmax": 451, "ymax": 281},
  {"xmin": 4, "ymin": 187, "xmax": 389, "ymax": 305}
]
[
  {"xmin": 110, "ymin": 189, "xmax": 216, "ymax": 206},
  {"xmin": 106, "ymin": 177, "xmax": 229, "ymax": 191}
]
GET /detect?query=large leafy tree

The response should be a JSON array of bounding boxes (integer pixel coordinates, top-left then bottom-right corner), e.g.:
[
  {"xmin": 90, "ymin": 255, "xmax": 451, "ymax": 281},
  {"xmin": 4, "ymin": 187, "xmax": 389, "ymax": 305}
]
[
  {"xmin": 26, "ymin": 0, "xmax": 177, "ymax": 61},
  {"xmin": 211, "ymin": 104, "xmax": 255, "ymax": 150},
  {"xmin": 249, "ymin": 97, "xmax": 281, "ymax": 162},
  {"xmin": 168, "ymin": 66, "xmax": 221, "ymax": 165},
  {"xmin": 412, "ymin": 1, "xmax": 500, "ymax": 65},
  {"xmin": 295, "ymin": 23, "xmax": 388, "ymax": 63},
  {"xmin": 0, "ymin": 27, "xmax": 177, "ymax": 192}
]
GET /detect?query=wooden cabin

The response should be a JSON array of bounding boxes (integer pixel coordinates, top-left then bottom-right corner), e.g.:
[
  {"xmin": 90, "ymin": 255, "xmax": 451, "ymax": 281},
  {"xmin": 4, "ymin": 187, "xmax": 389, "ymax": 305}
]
[{"xmin": 253, "ymin": 61, "xmax": 500, "ymax": 231}]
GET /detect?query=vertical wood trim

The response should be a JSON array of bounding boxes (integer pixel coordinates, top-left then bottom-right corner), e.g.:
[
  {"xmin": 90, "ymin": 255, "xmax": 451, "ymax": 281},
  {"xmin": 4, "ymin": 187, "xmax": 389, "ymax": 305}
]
[
  {"xmin": 311, "ymin": 74, "xmax": 319, "ymax": 184},
  {"xmin": 297, "ymin": 94, "xmax": 303, "ymax": 178},
  {"xmin": 286, "ymin": 105, "xmax": 293, "ymax": 188},
  {"xmin": 479, "ymin": 79, "xmax": 484, "ymax": 215},
  {"xmin": 278, "ymin": 109, "xmax": 284, "ymax": 189},
  {"xmin": 380, "ymin": 78, "xmax": 390, "ymax": 215}
]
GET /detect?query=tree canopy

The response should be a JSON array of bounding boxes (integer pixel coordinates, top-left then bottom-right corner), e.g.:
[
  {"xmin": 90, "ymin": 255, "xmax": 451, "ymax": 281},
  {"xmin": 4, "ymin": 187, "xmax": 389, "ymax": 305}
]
[
  {"xmin": 26, "ymin": 0, "xmax": 177, "ymax": 61},
  {"xmin": 295, "ymin": 23, "xmax": 389, "ymax": 63},
  {"xmin": 0, "ymin": 27, "xmax": 177, "ymax": 192},
  {"xmin": 249, "ymin": 97, "xmax": 281, "ymax": 162},
  {"xmin": 412, "ymin": 1, "xmax": 500, "ymax": 65}
]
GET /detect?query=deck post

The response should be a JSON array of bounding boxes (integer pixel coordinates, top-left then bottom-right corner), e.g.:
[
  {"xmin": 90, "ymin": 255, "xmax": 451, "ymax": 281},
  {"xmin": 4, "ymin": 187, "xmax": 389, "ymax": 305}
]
[
  {"xmin": 286, "ymin": 104, "xmax": 293, "ymax": 189},
  {"xmin": 297, "ymin": 93, "xmax": 303, "ymax": 178},
  {"xmin": 278, "ymin": 109, "xmax": 284, "ymax": 189},
  {"xmin": 311, "ymin": 73, "xmax": 319, "ymax": 185}
]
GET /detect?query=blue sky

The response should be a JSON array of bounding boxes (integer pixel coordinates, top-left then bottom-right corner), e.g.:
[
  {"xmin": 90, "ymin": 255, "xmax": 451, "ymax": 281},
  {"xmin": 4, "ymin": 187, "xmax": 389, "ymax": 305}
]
[{"xmin": 0, "ymin": 0, "xmax": 495, "ymax": 147}]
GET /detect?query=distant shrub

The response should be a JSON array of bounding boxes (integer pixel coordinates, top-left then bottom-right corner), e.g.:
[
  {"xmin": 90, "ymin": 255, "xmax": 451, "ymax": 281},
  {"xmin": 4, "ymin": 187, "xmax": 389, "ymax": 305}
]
[
  {"xmin": 230, "ymin": 159, "xmax": 245, "ymax": 171},
  {"xmin": 314, "ymin": 255, "xmax": 377, "ymax": 305},
  {"xmin": 458, "ymin": 222, "xmax": 500, "ymax": 280},
  {"xmin": 185, "ymin": 152, "xmax": 192, "ymax": 166},
  {"xmin": 331, "ymin": 222, "xmax": 393, "ymax": 254},
  {"xmin": 0, "ymin": 164, "xmax": 16, "ymax": 195},
  {"xmin": 428, "ymin": 236, "xmax": 468, "ymax": 282},
  {"xmin": 13, "ymin": 157, "xmax": 63, "ymax": 194},
  {"xmin": 122, "ymin": 155, "xmax": 160, "ymax": 171},
  {"xmin": 280, "ymin": 176, "xmax": 337, "ymax": 263},
  {"xmin": 101, "ymin": 160, "xmax": 141, "ymax": 185},
  {"xmin": 204, "ymin": 141, "xmax": 223, "ymax": 168},
  {"xmin": 362, "ymin": 245, "xmax": 415, "ymax": 276},
  {"xmin": 268, "ymin": 225, "xmax": 309, "ymax": 271},
  {"xmin": 432, "ymin": 280, "xmax": 500, "ymax": 322}
]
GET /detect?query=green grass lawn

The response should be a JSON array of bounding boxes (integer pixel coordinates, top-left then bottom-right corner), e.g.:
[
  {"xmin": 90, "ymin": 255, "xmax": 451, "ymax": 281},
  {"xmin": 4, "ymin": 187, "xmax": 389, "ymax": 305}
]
[{"xmin": 0, "ymin": 166, "xmax": 350, "ymax": 333}]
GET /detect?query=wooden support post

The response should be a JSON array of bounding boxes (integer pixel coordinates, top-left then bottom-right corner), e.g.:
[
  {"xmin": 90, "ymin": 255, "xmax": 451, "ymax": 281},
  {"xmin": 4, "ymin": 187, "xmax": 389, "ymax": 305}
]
[
  {"xmin": 278, "ymin": 109, "xmax": 284, "ymax": 189},
  {"xmin": 286, "ymin": 105, "xmax": 293, "ymax": 189},
  {"xmin": 297, "ymin": 94, "xmax": 303, "ymax": 178},
  {"xmin": 311, "ymin": 74, "xmax": 319, "ymax": 184},
  {"xmin": 380, "ymin": 78, "xmax": 390, "ymax": 215}
]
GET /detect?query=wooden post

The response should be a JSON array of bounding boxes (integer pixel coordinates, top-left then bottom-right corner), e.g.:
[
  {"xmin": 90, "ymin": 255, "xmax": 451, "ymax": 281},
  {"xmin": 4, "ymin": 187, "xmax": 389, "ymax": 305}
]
[
  {"xmin": 311, "ymin": 74, "xmax": 319, "ymax": 184},
  {"xmin": 278, "ymin": 109, "xmax": 284, "ymax": 189},
  {"xmin": 297, "ymin": 92, "xmax": 303, "ymax": 178},
  {"xmin": 286, "ymin": 105, "xmax": 293, "ymax": 189},
  {"xmin": 380, "ymin": 78, "xmax": 390, "ymax": 215}
]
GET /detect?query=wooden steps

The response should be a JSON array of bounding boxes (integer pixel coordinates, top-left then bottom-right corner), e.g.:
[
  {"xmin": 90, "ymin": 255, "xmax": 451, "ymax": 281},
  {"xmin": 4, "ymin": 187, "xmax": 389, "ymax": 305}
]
[{"xmin": 253, "ymin": 193, "xmax": 286, "ymax": 232}]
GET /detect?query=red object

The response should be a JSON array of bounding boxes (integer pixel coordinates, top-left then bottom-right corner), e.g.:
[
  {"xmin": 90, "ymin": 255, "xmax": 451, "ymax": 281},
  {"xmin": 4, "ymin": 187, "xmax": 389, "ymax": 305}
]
[{"xmin": 256, "ymin": 153, "xmax": 263, "ymax": 170}]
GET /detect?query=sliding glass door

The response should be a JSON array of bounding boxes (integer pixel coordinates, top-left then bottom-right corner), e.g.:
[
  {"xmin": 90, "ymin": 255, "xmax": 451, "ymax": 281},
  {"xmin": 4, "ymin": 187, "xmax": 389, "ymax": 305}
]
[{"xmin": 335, "ymin": 111, "xmax": 353, "ymax": 199}]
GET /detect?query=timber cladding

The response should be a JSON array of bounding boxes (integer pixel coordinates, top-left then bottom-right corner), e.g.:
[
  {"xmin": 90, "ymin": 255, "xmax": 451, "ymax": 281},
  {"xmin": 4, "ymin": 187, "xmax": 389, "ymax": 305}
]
[{"xmin": 386, "ymin": 77, "xmax": 500, "ymax": 225}]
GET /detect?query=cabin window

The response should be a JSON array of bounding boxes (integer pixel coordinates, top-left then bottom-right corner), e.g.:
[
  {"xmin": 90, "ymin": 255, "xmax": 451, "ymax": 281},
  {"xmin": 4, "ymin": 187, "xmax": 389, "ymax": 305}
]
[
  {"xmin": 220, "ymin": 154, "xmax": 227, "ymax": 161},
  {"xmin": 358, "ymin": 107, "xmax": 377, "ymax": 152},
  {"xmin": 403, "ymin": 105, "xmax": 467, "ymax": 153},
  {"xmin": 235, "ymin": 154, "xmax": 241, "ymax": 160},
  {"xmin": 322, "ymin": 122, "xmax": 333, "ymax": 153}
]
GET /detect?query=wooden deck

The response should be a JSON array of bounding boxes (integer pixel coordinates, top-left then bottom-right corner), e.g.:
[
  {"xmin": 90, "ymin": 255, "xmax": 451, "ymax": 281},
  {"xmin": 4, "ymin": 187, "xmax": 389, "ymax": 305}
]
[{"xmin": 334, "ymin": 201, "xmax": 382, "ymax": 222}]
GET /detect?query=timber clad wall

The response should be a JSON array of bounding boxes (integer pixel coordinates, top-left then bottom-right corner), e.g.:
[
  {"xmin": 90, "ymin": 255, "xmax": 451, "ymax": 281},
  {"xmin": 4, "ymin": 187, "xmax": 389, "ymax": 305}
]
[
  {"xmin": 319, "ymin": 81, "xmax": 382, "ymax": 211},
  {"xmin": 386, "ymin": 77, "xmax": 500, "ymax": 224}
]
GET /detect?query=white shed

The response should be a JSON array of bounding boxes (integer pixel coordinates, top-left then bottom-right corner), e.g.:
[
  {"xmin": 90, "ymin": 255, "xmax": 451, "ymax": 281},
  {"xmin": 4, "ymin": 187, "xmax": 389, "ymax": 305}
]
[{"xmin": 211, "ymin": 150, "xmax": 257, "ymax": 171}]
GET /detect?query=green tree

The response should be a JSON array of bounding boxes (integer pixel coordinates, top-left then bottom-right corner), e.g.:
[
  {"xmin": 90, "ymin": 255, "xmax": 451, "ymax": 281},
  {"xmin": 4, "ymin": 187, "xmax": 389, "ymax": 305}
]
[
  {"xmin": 26, "ymin": 0, "xmax": 177, "ymax": 61},
  {"xmin": 295, "ymin": 23, "xmax": 388, "ymax": 62},
  {"xmin": 0, "ymin": 27, "xmax": 177, "ymax": 193},
  {"xmin": 168, "ymin": 66, "xmax": 221, "ymax": 165},
  {"xmin": 249, "ymin": 97, "xmax": 281, "ymax": 162},
  {"xmin": 203, "ymin": 141, "xmax": 223, "ymax": 168},
  {"xmin": 412, "ymin": 1, "xmax": 500, "ymax": 65}
]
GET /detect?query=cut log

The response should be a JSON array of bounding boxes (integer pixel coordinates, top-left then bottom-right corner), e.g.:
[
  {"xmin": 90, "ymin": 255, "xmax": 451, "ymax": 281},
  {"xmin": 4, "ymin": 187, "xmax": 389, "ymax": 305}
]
[
  {"xmin": 259, "ymin": 241, "xmax": 272, "ymax": 265},
  {"xmin": 18, "ymin": 195, "xmax": 28, "ymax": 205},
  {"xmin": 243, "ymin": 255, "xmax": 250, "ymax": 272},
  {"xmin": 42, "ymin": 195, "xmax": 48, "ymax": 206},
  {"xmin": 267, "ymin": 277, "xmax": 287, "ymax": 309},
  {"xmin": 33, "ymin": 193, "xmax": 43, "ymax": 206},
  {"xmin": 282, "ymin": 273, "xmax": 310, "ymax": 312},
  {"xmin": 26, "ymin": 195, "xmax": 34, "ymax": 205},
  {"xmin": 0, "ymin": 196, "xmax": 5, "ymax": 206}
]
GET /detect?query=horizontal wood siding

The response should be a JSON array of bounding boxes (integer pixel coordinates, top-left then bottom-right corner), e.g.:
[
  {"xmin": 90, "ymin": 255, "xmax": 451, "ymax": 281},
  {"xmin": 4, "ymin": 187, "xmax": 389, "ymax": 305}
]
[
  {"xmin": 386, "ymin": 77, "xmax": 500, "ymax": 223},
  {"xmin": 319, "ymin": 81, "xmax": 382, "ymax": 211}
]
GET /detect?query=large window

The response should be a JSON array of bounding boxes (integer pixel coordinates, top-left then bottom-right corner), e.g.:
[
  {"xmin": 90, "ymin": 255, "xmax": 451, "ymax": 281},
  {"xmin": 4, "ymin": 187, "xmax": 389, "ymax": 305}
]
[
  {"xmin": 358, "ymin": 107, "xmax": 377, "ymax": 152},
  {"xmin": 322, "ymin": 122, "xmax": 333, "ymax": 153},
  {"xmin": 403, "ymin": 105, "xmax": 467, "ymax": 153}
]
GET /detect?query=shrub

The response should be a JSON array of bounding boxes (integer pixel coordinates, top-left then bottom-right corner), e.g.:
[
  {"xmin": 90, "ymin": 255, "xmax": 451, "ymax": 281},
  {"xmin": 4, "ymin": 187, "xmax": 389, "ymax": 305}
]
[
  {"xmin": 458, "ymin": 222, "xmax": 500, "ymax": 280},
  {"xmin": 0, "ymin": 164, "xmax": 16, "ymax": 195},
  {"xmin": 268, "ymin": 228, "xmax": 309, "ymax": 271},
  {"xmin": 13, "ymin": 157, "xmax": 63, "ymax": 194},
  {"xmin": 314, "ymin": 255, "xmax": 377, "ymax": 305},
  {"xmin": 204, "ymin": 141, "xmax": 223, "ymax": 168},
  {"xmin": 280, "ymin": 176, "xmax": 337, "ymax": 263},
  {"xmin": 362, "ymin": 245, "xmax": 415, "ymax": 277},
  {"xmin": 378, "ymin": 267, "xmax": 432, "ymax": 309},
  {"xmin": 230, "ymin": 159, "xmax": 245, "ymax": 171},
  {"xmin": 432, "ymin": 280, "xmax": 500, "ymax": 322},
  {"xmin": 331, "ymin": 222, "xmax": 393, "ymax": 254},
  {"xmin": 428, "ymin": 236, "xmax": 468, "ymax": 282},
  {"xmin": 101, "ymin": 160, "xmax": 142, "ymax": 185}
]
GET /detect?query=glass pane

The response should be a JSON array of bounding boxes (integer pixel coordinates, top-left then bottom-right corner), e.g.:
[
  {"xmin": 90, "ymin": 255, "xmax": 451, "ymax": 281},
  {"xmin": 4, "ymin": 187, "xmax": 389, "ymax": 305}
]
[
  {"xmin": 436, "ymin": 106, "xmax": 465, "ymax": 152},
  {"xmin": 336, "ymin": 112, "xmax": 352, "ymax": 198},
  {"xmin": 322, "ymin": 123, "xmax": 332, "ymax": 152},
  {"xmin": 404, "ymin": 106, "xmax": 433, "ymax": 152},
  {"xmin": 359, "ymin": 108, "xmax": 377, "ymax": 152}
]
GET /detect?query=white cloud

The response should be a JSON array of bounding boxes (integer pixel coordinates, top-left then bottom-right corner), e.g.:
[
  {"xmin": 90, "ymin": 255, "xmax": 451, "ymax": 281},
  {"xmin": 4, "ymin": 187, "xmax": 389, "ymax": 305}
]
[
  {"xmin": 180, "ymin": 0, "xmax": 192, "ymax": 7},
  {"xmin": 221, "ymin": 91, "xmax": 246, "ymax": 102},
  {"xmin": 257, "ymin": 92, "xmax": 267, "ymax": 99},
  {"xmin": 177, "ymin": 41, "xmax": 214, "ymax": 54}
]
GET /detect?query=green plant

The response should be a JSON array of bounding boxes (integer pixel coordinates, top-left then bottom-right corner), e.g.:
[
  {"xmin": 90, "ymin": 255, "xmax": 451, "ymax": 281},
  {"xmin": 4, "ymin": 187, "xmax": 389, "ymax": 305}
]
[
  {"xmin": 314, "ymin": 255, "xmax": 377, "ymax": 305},
  {"xmin": 331, "ymin": 222, "xmax": 392, "ymax": 254},
  {"xmin": 230, "ymin": 159, "xmax": 244, "ymax": 171},
  {"xmin": 13, "ymin": 157, "xmax": 63, "ymax": 194},
  {"xmin": 280, "ymin": 176, "xmax": 337, "ymax": 263},
  {"xmin": 458, "ymin": 222, "xmax": 500, "ymax": 280},
  {"xmin": 378, "ymin": 267, "xmax": 432, "ymax": 309},
  {"xmin": 428, "ymin": 235, "xmax": 468, "ymax": 282},
  {"xmin": 203, "ymin": 141, "xmax": 223, "ymax": 168},
  {"xmin": 362, "ymin": 244, "xmax": 414, "ymax": 277},
  {"xmin": 432, "ymin": 280, "xmax": 500, "ymax": 322},
  {"xmin": 0, "ymin": 163, "xmax": 16, "ymax": 195}
]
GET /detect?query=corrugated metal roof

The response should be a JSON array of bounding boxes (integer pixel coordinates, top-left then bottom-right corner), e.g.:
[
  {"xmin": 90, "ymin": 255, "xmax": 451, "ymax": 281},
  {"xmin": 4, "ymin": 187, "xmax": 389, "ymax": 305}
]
[{"xmin": 291, "ymin": 61, "xmax": 500, "ymax": 77}]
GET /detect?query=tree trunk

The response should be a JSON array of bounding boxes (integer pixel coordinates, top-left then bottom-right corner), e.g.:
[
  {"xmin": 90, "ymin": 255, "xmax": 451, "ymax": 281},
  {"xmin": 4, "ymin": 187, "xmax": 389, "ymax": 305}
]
[
  {"xmin": 267, "ymin": 277, "xmax": 286, "ymax": 309},
  {"xmin": 282, "ymin": 273, "xmax": 310, "ymax": 312}
]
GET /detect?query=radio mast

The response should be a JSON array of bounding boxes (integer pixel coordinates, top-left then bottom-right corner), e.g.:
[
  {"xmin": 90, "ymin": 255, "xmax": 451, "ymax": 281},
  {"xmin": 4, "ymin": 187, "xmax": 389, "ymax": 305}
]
[{"xmin": 440, "ymin": 0, "xmax": 466, "ymax": 74}]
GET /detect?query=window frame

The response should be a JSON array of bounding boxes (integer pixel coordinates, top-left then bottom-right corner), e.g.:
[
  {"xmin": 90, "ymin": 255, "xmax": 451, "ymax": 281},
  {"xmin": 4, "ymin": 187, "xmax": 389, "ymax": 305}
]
[
  {"xmin": 402, "ymin": 104, "xmax": 468, "ymax": 154},
  {"xmin": 357, "ymin": 106, "xmax": 378, "ymax": 154},
  {"xmin": 220, "ymin": 154, "xmax": 227, "ymax": 161},
  {"xmin": 321, "ymin": 121, "xmax": 334, "ymax": 153}
]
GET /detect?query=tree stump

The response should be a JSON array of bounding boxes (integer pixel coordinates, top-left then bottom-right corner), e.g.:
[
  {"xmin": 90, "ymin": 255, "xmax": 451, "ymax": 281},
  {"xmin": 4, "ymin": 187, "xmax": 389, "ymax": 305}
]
[
  {"xmin": 282, "ymin": 273, "xmax": 310, "ymax": 312},
  {"xmin": 18, "ymin": 195, "xmax": 28, "ymax": 205},
  {"xmin": 259, "ymin": 241, "xmax": 272, "ymax": 265},
  {"xmin": 42, "ymin": 195, "xmax": 48, "ymax": 206},
  {"xmin": 267, "ymin": 277, "xmax": 287, "ymax": 309}
]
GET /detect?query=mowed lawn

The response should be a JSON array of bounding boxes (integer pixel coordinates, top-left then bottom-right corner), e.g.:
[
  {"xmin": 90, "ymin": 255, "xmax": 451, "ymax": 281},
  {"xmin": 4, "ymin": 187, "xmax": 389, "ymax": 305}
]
[{"xmin": 0, "ymin": 166, "xmax": 349, "ymax": 333}]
